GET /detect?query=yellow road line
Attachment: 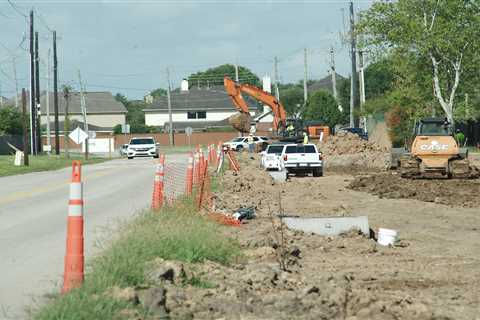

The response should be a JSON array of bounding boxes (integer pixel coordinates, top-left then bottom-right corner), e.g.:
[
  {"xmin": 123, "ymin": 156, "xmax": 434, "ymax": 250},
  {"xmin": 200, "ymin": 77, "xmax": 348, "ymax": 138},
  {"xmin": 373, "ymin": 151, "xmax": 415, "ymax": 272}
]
[{"xmin": 0, "ymin": 170, "xmax": 113, "ymax": 206}]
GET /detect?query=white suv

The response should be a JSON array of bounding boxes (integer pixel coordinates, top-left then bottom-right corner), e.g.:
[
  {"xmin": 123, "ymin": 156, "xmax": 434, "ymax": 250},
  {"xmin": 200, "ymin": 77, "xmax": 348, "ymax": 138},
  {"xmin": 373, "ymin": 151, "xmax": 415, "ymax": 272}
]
[{"xmin": 127, "ymin": 137, "xmax": 159, "ymax": 159}]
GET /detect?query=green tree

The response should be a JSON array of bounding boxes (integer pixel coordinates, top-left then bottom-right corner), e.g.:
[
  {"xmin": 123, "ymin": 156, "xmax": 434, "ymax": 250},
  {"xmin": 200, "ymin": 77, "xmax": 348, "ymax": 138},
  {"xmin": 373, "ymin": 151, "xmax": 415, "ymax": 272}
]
[
  {"xmin": 149, "ymin": 88, "xmax": 167, "ymax": 98},
  {"xmin": 364, "ymin": 58, "xmax": 395, "ymax": 99},
  {"xmin": 303, "ymin": 90, "xmax": 346, "ymax": 127},
  {"xmin": 113, "ymin": 124, "xmax": 122, "ymax": 134},
  {"xmin": 0, "ymin": 105, "xmax": 23, "ymax": 135},
  {"xmin": 188, "ymin": 64, "xmax": 260, "ymax": 87},
  {"xmin": 280, "ymin": 86, "xmax": 304, "ymax": 117},
  {"xmin": 359, "ymin": 0, "xmax": 480, "ymax": 123}
]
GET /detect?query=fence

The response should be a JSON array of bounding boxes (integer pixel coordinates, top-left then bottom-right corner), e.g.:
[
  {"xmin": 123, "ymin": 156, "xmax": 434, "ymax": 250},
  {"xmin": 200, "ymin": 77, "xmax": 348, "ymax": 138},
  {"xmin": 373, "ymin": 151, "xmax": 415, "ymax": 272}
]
[{"xmin": 150, "ymin": 143, "xmax": 242, "ymax": 226}]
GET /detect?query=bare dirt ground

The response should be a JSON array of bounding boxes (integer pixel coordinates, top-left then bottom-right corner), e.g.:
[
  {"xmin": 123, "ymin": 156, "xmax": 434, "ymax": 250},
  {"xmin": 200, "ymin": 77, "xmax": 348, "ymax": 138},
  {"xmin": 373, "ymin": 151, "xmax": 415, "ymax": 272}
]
[
  {"xmin": 203, "ymin": 153, "xmax": 480, "ymax": 320},
  {"xmin": 120, "ymin": 148, "xmax": 480, "ymax": 319}
]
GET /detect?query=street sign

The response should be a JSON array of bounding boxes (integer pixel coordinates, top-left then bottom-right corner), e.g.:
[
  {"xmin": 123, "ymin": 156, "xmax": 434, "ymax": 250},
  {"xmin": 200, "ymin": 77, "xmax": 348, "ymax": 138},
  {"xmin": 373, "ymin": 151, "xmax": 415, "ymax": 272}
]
[
  {"xmin": 185, "ymin": 126, "xmax": 193, "ymax": 136},
  {"xmin": 121, "ymin": 124, "xmax": 130, "ymax": 134},
  {"xmin": 69, "ymin": 127, "xmax": 88, "ymax": 145}
]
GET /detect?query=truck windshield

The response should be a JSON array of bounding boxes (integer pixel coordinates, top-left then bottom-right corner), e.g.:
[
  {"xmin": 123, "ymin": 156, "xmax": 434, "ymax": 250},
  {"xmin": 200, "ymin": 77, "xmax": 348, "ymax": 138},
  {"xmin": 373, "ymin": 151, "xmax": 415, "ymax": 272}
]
[
  {"xmin": 267, "ymin": 145, "xmax": 284, "ymax": 154},
  {"xmin": 130, "ymin": 139, "xmax": 154, "ymax": 145}
]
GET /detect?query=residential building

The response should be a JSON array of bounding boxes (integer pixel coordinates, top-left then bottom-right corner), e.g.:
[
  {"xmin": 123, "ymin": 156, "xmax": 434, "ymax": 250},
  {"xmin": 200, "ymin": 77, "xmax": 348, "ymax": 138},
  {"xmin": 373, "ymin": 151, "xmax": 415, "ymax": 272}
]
[
  {"xmin": 39, "ymin": 91, "xmax": 127, "ymax": 132},
  {"xmin": 143, "ymin": 80, "xmax": 260, "ymax": 131}
]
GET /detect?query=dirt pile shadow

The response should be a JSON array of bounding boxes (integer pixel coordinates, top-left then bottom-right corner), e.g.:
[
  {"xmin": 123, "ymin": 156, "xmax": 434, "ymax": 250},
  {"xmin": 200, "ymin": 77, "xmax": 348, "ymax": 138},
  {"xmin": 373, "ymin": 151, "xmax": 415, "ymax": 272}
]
[{"xmin": 349, "ymin": 172, "xmax": 480, "ymax": 207}]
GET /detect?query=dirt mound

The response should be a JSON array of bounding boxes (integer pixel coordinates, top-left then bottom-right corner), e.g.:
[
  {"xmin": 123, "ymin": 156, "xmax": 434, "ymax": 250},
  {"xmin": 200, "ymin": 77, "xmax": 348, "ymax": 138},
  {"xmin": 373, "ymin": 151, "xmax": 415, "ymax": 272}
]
[
  {"xmin": 320, "ymin": 132, "xmax": 390, "ymax": 171},
  {"xmin": 349, "ymin": 172, "xmax": 480, "ymax": 207},
  {"xmin": 229, "ymin": 113, "xmax": 251, "ymax": 133}
]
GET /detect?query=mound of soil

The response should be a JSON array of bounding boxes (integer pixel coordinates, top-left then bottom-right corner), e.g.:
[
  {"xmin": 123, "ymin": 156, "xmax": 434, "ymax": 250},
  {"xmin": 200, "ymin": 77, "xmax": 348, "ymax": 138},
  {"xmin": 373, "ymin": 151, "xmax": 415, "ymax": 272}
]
[
  {"xmin": 349, "ymin": 172, "xmax": 480, "ymax": 207},
  {"xmin": 320, "ymin": 133, "xmax": 390, "ymax": 171}
]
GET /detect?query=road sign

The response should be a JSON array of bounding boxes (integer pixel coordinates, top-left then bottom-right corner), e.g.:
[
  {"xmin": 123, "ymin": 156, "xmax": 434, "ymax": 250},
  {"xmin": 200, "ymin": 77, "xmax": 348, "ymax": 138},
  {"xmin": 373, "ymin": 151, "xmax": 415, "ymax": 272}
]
[
  {"xmin": 69, "ymin": 127, "xmax": 88, "ymax": 145},
  {"xmin": 121, "ymin": 124, "xmax": 130, "ymax": 134},
  {"xmin": 185, "ymin": 126, "xmax": 193, "ymax": 136}
]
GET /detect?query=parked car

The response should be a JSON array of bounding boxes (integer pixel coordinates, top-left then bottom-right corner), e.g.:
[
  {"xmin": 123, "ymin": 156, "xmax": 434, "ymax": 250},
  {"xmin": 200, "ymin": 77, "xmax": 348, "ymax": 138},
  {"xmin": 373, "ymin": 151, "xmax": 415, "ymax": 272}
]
[
  {"xmin": 119, "ymin": 144, "xmax": 129, "ymax": 156},
  {"xmin": 337, "ymin": 127, "xmax": 368, "ymax": 140},
  {"xmin": 281, "ymin": 143, "xmax": 323, "ymax": 177},
  {"xmin": 223, "ymin": 136, "xmax": 269, "ymax": 152},
  {"xmin": 127, "ymin": 137, "xmax": 159, "ymax": 159},
  {"xmin": 260, "ymin": 144, "xmax": 286, "ymax": 171}
]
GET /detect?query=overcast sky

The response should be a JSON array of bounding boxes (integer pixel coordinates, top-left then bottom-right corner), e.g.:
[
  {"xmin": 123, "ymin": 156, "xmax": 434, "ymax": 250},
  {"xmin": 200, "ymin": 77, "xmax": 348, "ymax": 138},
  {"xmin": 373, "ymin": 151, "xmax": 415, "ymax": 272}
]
[{"xmin": 0, "ymin": 0, "xmax": 373, "ymax": 100}]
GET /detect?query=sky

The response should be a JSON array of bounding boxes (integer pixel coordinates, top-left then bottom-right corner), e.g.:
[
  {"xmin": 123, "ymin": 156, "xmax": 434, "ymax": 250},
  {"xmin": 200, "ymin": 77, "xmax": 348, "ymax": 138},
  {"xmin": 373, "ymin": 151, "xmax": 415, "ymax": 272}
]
[{"xmin": 0, "ymin": 0, "xmax": 373, "ymax": 100}]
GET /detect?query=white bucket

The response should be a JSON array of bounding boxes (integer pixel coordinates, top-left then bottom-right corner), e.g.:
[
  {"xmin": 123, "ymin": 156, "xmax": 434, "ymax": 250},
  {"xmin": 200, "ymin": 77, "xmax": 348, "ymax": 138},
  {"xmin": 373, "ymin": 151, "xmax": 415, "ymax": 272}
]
[{"xmin": 377, "ymin": 228, "xmax": 398, "ymax": 246}]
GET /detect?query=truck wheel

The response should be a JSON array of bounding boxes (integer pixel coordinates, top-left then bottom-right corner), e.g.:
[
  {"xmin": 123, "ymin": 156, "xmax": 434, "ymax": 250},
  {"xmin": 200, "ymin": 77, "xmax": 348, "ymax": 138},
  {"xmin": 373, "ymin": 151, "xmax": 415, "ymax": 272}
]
[
  {"xmin": 128, "ymin": 156, "xmax": 133, "ymax": 160},
  {"xmin": 313, "ymin": 168, "xmax": 323, "ymax": 177},
  {"xmin": 236, "ymin": 145, "xmax": 244, "ymax": 152}
]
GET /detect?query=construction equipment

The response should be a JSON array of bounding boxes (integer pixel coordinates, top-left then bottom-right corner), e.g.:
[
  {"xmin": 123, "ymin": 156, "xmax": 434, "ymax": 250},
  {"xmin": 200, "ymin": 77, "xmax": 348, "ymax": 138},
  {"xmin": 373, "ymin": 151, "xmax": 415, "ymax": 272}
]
[
  {"xmin": 224, "ymin": 76, "xmax": 287, "ymax": 134},
  {"xmin": 390, "ymin": 118, "xmax": 474, "ymax": 179}
]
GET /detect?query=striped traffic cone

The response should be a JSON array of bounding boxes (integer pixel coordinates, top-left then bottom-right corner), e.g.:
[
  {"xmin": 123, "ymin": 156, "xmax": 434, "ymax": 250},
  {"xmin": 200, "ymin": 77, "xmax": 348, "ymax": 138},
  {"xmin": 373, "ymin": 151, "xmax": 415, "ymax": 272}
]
[
  {"xmin": 151, "ymin": 155, "xmax": 165, "ymax": 210},
  {"xmin": 62, "ymin": 161, "xmax": 85, "ymax": 294},
  {"xmin": 193, "ymin": 151, "xmax": 200, "ymax": 186}
]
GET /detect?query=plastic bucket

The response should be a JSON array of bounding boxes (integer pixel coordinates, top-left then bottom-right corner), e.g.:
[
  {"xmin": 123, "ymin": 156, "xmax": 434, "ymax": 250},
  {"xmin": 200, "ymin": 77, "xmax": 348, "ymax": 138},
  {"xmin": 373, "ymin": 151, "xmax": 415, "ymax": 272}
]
[{"xmin": 377, "ymin": 228, "xmax": 398, "ymax": 246}]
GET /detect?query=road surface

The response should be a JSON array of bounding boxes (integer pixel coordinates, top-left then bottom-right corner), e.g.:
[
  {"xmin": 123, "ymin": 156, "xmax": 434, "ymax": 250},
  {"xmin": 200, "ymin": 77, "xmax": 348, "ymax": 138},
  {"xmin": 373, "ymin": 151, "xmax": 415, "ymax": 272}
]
[{"xmin": 0, "ymin": 155, "xmax": 186, "ymax": 319}]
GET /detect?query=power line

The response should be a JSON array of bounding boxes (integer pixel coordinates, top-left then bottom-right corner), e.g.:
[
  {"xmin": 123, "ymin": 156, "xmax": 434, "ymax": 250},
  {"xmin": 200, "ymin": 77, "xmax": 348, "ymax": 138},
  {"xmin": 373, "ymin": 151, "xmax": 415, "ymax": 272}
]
[{"xmin": 7, "ymin": 0, "xmax": 27, "ymax": 18}]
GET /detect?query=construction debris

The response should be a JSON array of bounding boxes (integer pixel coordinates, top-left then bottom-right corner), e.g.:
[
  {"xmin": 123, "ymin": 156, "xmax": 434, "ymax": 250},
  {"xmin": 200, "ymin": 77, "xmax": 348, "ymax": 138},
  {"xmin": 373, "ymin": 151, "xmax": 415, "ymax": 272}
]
[{"xmin": 228, "ymin": 112, "xmax": 251, "ymax": 133}]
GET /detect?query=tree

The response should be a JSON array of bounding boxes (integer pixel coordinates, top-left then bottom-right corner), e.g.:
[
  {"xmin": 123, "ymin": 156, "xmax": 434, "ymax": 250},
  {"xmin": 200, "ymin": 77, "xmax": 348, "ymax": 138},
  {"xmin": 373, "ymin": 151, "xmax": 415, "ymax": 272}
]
[
  {"xmin": 0, "ymin": 105, "xmax": 23, "ymax": 135},
  {"xmin": 303, "ymin": 90, "xmax": 347, "ymax": 127},
  {"xmin": 188, "ymin": 64, "xmax": 260, "ymax": 87},
  {"xmin": 149, "ymin": 88, "xmax": 167, "ymax": 98},
  {"xmin": 359, "ymin": 0, "xmax": 480, "ymax": 124},
  {"xmin": 280, "ymin": 86, "xmax": 304, "ymax": 117},
  {"xmin": 364, "ymin": 58, "xmax": 395, "ymax": 99}
]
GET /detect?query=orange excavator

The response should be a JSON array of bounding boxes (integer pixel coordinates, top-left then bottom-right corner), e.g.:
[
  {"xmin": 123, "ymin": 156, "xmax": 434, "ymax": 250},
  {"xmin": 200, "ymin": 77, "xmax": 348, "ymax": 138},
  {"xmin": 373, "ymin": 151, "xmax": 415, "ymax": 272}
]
[{"xmin": 224, "ymin": 76, "xmax": 287, "ymax": 134}]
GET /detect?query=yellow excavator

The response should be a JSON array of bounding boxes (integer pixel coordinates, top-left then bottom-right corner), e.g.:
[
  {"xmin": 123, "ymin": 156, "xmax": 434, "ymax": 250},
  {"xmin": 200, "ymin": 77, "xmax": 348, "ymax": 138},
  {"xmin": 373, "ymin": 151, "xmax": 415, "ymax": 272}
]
[{"xmin": 390, "ymin": 118, "xmax": 477, "ymax": 179}]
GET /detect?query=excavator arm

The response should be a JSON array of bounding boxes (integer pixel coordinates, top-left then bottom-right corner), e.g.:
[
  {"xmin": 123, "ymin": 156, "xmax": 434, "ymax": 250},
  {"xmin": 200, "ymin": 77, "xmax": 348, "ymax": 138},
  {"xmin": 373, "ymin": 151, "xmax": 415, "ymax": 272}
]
[{"xmin": 224, "ymin": 76, "xmax": 287, "ymax": 132}]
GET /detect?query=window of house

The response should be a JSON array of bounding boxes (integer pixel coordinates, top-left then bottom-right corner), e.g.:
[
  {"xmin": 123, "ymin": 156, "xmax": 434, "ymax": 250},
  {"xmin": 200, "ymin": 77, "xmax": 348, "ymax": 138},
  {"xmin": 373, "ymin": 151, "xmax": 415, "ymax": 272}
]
[{"xmin": 187, "ymin": 111, "xmax": 207, "ymax": 119}]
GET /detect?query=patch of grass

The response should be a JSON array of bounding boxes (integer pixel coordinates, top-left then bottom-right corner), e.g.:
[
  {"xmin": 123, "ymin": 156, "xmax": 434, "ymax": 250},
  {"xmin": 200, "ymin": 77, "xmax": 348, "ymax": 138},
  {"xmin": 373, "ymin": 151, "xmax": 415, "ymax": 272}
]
[
  {"xmin": 160, "ymin": 145, "xmax": 194, "ymax": 154},
  {"xmin": 184, "ymin": 276, "xmax": 216, "ymax": 289},
  {"xmin": 33, "ymin": 199, "xmax": 240, "ymax": 320},
  {"xmin": 0, "ymin": 154, "xmax": 106, "ymax": 177}
]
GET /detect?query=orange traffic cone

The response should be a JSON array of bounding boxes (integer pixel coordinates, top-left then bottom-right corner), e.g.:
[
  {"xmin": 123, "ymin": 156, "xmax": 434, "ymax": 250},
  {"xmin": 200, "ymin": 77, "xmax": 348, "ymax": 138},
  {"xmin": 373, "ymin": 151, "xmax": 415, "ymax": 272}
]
[
  {"xmin": 62, "ymin": 161, "xmax": 85, "ymax": 294},
  {"xmin": 151, "ymin": 155, "xmax": 165, "ymax": 210}
]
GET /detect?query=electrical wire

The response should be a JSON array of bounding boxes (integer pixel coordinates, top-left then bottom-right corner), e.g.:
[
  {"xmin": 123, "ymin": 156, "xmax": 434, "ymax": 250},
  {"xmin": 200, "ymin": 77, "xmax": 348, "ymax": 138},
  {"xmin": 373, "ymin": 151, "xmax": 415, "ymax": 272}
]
[{"xmin": 7, "ymin": 0, "xmax": 27, "ymax": 18}]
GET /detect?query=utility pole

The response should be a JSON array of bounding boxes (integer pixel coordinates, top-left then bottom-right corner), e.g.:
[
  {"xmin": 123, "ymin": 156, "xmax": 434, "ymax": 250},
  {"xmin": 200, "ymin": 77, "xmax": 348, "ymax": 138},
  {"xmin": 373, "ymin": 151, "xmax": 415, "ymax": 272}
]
[
  {"xmin": 63, "ymin": 86, "xmax": 70, "ymax": 159},
  {"xmin": 303, "ymin": 48, "xmax": 308, "ymax": 106},
  {"xmin": 21, "ymin": 89, "xmax": 29, "ymax": 166},
  {"xmin": 273, "ymin": 56, "xmax": 280, "ymax": 100},
  {"xmin": 29, "ymin": 10, "xmax": 36, "ymax": 154},
  {"xmin": 330, "ymin": 47, "xmax": 338, "ymax": 100},
  {"xmin": 166, "ymin": 68, "xmax": 173, "ymax": 146},
  {"xmin": 13, "ymin": 57, "xmax": 19, "ymax": 109},
  {"xmin": 53, "ymin": 31, "xmax": 60, "ymax": 155},
  {"xmin": 358, "ymin": 49, "xmax": 366, "ymax": 130},
  {"xmin": 35, "ymin": 31, "xmax": 41, "ymax": 153},
  {"xmin": 349, "ymin": 1, "xmax": 359, "ymax": 127},
  {"xmin": 46, "ymin": 48, "xmax": 51, "ymax": 152},
  {"xmin": 78, "ymin": 70, "xmax": 88, "ymax": 159},
  {"xmin": 234, "ymin": 63, "xmax": 239, "ymax": 82}
]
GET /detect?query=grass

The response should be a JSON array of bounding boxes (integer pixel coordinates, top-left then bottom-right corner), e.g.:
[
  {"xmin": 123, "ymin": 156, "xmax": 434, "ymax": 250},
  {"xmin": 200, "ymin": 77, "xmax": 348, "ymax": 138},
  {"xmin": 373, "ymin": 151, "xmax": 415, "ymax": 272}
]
[
  {"xmin": 0, "ymin": 154, "xmax": 106, "ymax": 177},
  {"xmin": 160, "ymin": 145, "xmax": 194, "ymax": 154},
  {"xmin": 33, "ymin": 199, "xmax": 240, "ymax": 320}
]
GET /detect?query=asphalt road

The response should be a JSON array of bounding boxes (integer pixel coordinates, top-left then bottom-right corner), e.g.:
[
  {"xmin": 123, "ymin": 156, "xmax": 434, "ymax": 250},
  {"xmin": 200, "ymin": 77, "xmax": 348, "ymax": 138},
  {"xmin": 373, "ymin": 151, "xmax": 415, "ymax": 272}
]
[{"xmin": 0, "ymin": 155, "xmax": 186, "ymax": 319}]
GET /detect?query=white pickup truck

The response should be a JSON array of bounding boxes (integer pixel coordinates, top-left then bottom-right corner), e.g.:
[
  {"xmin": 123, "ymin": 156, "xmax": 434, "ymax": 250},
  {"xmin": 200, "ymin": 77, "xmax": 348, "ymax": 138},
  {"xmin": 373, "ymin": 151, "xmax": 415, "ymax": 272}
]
[{"xmin": 281, "ymin": 143, "xmax": 323, "ymax": 177}]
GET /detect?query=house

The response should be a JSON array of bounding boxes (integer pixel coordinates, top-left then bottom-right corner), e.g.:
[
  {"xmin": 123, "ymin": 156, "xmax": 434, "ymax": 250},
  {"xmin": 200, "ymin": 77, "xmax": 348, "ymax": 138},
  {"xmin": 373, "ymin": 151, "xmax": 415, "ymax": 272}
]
[
  {"xmin": 39, "ymin": 91, "xmax": 127, "ymax": 132},
  {"xmin": 143, "ymin": 80, "xmax": 260, "ymax": 131}
]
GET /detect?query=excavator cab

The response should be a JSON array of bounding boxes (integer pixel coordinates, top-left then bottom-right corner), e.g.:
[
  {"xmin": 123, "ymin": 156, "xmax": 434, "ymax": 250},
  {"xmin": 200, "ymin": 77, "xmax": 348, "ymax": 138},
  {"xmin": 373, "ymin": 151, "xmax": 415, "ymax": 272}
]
[{"xmin": 390, "ymin": 117, "xmax": 474, "ymax": 179}]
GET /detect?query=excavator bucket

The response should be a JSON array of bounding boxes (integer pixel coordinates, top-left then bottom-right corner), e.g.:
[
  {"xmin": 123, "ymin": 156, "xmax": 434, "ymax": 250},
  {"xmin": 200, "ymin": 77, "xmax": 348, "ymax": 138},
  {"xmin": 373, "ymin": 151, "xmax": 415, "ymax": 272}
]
[{"xmin": 229, "ymin": 113, "xmax": 251, "ymax": 133}]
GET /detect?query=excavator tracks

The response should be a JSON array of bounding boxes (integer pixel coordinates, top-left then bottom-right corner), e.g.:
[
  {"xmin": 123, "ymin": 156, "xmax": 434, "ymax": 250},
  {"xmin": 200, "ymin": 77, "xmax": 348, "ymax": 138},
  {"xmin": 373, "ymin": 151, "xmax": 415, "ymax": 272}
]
[{"xmin": 450, "ymin": 159, "xmax": 479, "ymax": 179}]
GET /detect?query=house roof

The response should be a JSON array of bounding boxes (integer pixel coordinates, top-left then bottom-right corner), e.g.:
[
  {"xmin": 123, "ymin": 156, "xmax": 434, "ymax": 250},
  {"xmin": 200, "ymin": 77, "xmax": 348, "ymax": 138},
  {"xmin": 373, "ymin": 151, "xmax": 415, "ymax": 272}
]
[
  {"xmin": 143, "ymin": 87, "xmax": 260, "ymax": 112},
  {"xmin": 308, "ymin": 73, "xmax": 346, "ymax": 94},
  {"xmin": 39, "ymin": 91, "xmax": 127, "ymax": 115},
  {"xmin": 40, "ymin": 119, "xmax": 114, "ymax": 132}
]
